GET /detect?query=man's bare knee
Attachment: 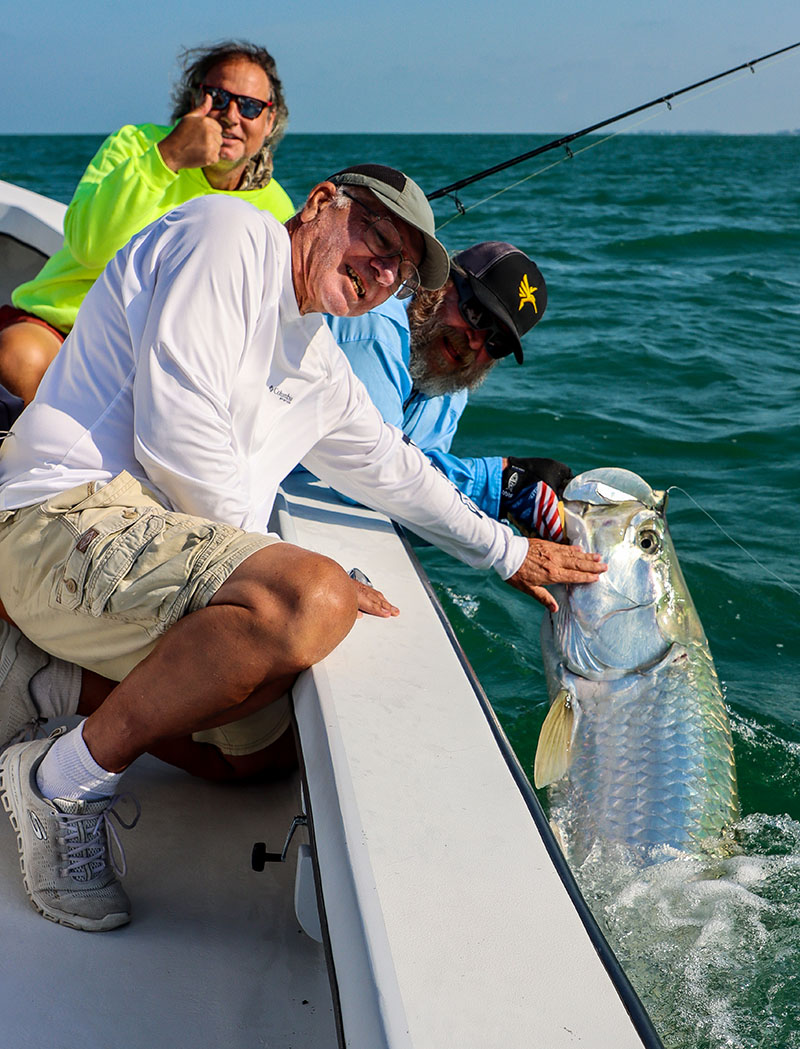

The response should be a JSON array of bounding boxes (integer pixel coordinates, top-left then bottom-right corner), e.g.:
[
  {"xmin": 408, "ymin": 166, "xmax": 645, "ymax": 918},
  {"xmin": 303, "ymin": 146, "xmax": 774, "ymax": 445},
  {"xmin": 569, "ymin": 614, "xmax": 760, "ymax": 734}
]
[
  {"xmin": 270, "ymin": 553, "xmax": 357, "ymax": 668},
  {"xmin": 0, "ymin": 323, "xmax": 62, "ymax": 403},
  {"xmin": 213, "ymin": 544, "xmax": 358, "ymax": 671}
]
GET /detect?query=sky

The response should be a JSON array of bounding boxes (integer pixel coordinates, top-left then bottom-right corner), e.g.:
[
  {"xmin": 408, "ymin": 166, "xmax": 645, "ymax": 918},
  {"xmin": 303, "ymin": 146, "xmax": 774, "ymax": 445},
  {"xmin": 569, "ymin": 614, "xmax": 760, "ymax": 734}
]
[{"xmin": 2, "ymin": 1, "xmax": 799, "ymax": 136}]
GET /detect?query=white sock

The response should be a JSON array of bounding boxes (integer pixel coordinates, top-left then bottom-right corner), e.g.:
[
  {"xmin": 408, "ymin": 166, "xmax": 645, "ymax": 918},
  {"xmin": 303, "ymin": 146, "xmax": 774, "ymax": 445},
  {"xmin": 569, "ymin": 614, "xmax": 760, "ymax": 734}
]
[
  {"xmin": 36, "ymin": 724, "xmax": 125, "ymax": 802},
  {"xmin": 29, "ymin": 656, "xmax": 82, "ymax": 720}
]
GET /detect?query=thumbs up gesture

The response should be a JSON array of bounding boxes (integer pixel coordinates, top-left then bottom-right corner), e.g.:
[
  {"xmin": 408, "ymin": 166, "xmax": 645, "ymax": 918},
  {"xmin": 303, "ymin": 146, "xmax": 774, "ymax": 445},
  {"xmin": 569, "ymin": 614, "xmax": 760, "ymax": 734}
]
[{"xmin": 158, "ymin": 92, "xmax": 225, "ymax": 172}]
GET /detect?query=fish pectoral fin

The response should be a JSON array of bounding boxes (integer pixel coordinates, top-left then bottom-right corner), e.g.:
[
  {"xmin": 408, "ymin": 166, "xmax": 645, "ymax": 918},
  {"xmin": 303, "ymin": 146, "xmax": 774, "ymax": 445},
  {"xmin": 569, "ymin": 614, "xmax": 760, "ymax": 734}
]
[{"xmin": 534, "ymin": 689, "xmax": 577, "ymax": 788}]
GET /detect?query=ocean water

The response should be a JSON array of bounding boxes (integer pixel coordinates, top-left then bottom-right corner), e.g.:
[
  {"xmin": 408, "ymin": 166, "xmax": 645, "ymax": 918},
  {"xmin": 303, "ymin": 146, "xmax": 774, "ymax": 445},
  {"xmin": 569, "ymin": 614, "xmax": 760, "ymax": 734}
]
[{"xmin": 2, "ymin": 131, "xmax": 799, "ymax": 1048}]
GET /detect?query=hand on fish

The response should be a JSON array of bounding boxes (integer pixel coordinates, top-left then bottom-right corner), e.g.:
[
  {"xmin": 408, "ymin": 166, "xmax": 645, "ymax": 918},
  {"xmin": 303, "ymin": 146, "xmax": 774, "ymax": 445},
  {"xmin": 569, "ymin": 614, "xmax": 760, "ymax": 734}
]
[{"xmin": 507, "ymin": 539, "xmax": 607, "ymax": 613}]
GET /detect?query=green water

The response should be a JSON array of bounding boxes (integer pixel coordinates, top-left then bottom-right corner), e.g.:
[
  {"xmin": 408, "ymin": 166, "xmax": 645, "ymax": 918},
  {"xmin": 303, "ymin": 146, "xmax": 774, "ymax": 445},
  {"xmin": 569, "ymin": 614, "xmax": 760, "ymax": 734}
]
[{"xmin": 2, "ymin": 131, "xmax": 799, "ymax": 1048}]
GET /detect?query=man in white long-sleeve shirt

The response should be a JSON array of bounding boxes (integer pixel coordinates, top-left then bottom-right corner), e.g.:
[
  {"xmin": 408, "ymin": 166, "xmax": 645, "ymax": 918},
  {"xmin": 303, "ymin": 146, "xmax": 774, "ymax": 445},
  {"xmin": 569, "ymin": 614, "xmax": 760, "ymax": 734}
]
[{"xmin": 0, "ymin": 164, "xmax": 605, "ymax": 932}]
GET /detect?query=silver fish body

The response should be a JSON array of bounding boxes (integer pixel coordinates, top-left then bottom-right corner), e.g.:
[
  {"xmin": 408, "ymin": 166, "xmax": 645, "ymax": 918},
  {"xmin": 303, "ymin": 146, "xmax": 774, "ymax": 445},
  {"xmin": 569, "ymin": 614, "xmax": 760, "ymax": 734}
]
[{"xmin": 536, "ymin": 467, "xmax": 739, "ymax": 862}]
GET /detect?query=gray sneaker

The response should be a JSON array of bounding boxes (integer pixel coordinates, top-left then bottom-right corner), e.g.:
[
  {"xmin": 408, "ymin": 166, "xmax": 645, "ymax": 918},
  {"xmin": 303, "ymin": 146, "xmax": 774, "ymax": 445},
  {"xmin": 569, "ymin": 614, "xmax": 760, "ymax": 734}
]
[
  {"xmin": 0, "ymin": 622, "xmax": 50, "ymax": 748},
  {"xmin": 0, "ymin": 622, "xmax": 80, "ymax": 751},
  {"xmin": 0, "ymin": 734, "xmax": 140, "ymax": 932}
]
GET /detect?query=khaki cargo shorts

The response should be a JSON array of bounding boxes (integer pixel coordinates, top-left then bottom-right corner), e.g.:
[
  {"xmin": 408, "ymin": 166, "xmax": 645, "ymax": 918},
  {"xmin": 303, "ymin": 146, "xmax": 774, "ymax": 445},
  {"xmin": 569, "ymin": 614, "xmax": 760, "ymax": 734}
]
[{"xmin": 0, "ymin": 471, "xmax": 290, "ymax": 755}]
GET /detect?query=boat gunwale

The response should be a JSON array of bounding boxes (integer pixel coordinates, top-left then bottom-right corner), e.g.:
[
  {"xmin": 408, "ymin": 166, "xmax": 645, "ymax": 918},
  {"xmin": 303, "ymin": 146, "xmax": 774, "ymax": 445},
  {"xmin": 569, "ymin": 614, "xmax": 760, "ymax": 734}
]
[{"xmin": 389, "ymin": 519, "xmax": 665, "ymax": 1049}]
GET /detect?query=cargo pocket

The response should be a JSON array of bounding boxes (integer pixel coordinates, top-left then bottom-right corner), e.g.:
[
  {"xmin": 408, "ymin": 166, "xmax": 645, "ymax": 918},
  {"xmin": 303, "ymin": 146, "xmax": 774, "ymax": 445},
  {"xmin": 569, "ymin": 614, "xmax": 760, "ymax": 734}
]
[{"xmin": 52, "ymin": 508, "xmax": 166, "ymax": 621}]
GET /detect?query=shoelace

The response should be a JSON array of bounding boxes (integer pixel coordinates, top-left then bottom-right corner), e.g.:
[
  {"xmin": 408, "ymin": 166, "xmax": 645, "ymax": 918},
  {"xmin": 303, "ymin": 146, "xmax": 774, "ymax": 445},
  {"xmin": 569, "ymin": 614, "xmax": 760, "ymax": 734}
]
[
  {"xmin": 58, "ymin": 794, "xmax": 141, "ymax": 881},
  {"xmin": 10, "ymin": 716, "xmax": 46, "ymax": 747}
]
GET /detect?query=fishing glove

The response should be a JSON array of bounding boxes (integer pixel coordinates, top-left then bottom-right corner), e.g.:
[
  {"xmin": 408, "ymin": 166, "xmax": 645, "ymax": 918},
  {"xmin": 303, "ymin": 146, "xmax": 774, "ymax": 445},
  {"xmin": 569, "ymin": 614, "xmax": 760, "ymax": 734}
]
[{"xmin": 500, "ymin": 457, "xmax": 573, "ymax": 543}]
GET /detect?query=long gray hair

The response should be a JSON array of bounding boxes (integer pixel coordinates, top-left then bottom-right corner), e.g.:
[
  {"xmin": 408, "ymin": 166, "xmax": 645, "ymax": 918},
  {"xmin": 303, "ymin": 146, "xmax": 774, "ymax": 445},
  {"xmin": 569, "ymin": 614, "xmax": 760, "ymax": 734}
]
[{"xmin": 170, "ymin": 41, "xmax": 289, "ymax": 189}]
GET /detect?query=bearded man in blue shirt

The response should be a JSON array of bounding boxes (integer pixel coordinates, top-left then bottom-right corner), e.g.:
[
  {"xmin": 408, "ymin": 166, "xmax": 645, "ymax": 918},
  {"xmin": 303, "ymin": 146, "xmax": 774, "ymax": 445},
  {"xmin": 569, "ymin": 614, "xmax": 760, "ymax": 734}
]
[{"xmin": 326, "ymin": 241, "xmax": 571, "ymax": 543}]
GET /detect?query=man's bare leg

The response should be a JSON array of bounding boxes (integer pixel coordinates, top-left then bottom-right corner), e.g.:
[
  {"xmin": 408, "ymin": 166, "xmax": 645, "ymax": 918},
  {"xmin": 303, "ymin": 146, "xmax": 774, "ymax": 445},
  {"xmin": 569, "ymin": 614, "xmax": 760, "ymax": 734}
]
[
  {"xmin": 80, "ymin": 543, "xmax": 357, "ymax": 774},
  {"xmin": 0, "ymin": 544, "xmax": 353, "ymax": 931},
  {"xmin": 1, "ymin": 538, "xmax": 366, "ymax": 783},
  {"xmin": 78, "ymin": 667, "xmax": 298, "ymax": 780}
]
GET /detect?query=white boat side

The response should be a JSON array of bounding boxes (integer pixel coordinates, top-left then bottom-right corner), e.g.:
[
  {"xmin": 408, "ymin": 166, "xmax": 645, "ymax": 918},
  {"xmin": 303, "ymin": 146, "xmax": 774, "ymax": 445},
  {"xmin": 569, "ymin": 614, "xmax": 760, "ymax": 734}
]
[
  {"xmin": 0, "ymin": 179, "xmax": 66, "ymax": 301},
  {"xmin": 0, "ymin": 179, "xmax": 663, "ymax": 1049},
  {"xmin": 276, "ymin": 475, "xmax": 660, "ymax": 1048}
]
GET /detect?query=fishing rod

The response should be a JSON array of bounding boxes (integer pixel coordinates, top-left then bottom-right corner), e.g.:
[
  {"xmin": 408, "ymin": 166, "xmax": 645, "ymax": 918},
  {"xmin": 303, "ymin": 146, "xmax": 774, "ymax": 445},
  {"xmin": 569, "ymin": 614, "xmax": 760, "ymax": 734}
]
[{"xmin": 426, "ymin": 40, "xmax": 800, "ymax": 206}]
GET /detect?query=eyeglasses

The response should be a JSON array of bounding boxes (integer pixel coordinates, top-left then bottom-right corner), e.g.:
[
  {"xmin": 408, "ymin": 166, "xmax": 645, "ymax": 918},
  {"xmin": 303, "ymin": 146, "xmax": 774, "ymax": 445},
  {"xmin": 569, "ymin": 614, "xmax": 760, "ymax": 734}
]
[
  {"xmin": 341, "ymin": 190, "xmax": 421, "ymax": 300},
  {"xmin": 450, "ymin": 269, "xmax": 514, "ymax": 359},
  {"xmin": 201, "ymin": 84, "xmax": 274, "ymax": 120}
]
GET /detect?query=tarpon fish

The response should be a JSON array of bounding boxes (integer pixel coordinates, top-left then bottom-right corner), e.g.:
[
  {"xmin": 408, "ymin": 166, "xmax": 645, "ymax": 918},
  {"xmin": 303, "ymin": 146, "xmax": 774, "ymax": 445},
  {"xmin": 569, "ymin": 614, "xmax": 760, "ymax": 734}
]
[{"xmin": 535, "ymin": 467, "xmax": 739, "ymax": 862}]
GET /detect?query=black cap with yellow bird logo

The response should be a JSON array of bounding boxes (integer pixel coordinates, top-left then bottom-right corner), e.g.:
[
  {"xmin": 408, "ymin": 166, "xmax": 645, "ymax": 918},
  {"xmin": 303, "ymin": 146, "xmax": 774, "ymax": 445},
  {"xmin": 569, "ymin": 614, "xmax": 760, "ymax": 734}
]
[{"xmin": 451, "ymin": 242, "xmax": 547, "ymax": 364}]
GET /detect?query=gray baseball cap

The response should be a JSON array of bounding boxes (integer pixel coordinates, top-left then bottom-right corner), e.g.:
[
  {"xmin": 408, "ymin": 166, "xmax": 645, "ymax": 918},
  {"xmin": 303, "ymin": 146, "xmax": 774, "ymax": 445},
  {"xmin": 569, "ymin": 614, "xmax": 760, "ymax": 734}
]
[{"xmin": 328, "ymin": 164, "xmax": 449, "ymax": 290}]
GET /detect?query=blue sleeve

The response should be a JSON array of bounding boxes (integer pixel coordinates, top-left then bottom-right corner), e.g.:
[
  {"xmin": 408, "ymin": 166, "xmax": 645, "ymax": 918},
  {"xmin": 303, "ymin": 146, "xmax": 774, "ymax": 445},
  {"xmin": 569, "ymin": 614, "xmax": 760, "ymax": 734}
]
[
  {"xmin": 402, "ymin": 392, "xmax": 503, "ymax": 517},
  {"xmin": 403, "ymin": 392, "xmax": 462, "ymax": 458},
  {"xmin": 426, "ymin": 450, "xmax": 504, "ymax": 518}
]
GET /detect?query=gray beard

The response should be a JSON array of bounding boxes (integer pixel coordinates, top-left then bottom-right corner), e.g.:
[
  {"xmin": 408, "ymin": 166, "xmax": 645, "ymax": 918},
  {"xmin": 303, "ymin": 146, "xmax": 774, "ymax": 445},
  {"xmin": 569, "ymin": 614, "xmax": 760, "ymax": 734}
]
[
  {"xmin": 408, "ymin": 353, "xmax": 492, "ymax": 397},
  {"xmin": 407, "ymin": 306, "xmax": 496, "ymax": 398}
]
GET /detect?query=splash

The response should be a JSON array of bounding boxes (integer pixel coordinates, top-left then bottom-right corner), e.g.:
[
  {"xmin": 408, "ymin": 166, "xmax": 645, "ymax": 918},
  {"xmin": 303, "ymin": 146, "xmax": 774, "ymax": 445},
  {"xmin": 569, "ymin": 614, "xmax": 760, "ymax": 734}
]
[{"xmin": 572, "ymin": 814, "xmax": 800, "ymax": 1048}]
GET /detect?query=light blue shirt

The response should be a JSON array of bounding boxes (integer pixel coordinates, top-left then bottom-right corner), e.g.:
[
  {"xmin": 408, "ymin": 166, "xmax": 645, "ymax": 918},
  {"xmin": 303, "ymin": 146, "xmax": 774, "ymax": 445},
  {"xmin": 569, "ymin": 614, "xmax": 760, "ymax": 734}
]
[{"xmin": 326, "ymin": 298, "xmax": 502, "ymax": 518}]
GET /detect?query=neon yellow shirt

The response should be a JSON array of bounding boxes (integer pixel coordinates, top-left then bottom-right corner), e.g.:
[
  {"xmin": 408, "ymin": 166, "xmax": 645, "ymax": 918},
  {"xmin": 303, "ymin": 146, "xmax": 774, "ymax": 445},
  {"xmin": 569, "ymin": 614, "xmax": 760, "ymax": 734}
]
[{"xmin": 12, "ymin": 123, "xmax": 295, "ymax": 332}]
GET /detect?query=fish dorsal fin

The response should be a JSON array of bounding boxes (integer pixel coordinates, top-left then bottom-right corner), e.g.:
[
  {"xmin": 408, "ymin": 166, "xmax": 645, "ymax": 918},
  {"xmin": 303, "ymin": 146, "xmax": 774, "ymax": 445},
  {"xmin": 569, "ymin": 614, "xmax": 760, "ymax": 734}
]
[{"xmin": 534, "ymin": 689, "xmax": 577, "ymax": 788}]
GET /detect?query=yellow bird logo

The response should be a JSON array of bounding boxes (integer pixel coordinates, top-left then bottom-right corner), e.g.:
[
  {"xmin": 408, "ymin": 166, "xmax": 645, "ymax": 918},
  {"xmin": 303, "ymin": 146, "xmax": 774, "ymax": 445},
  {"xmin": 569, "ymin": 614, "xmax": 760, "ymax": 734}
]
[{"xmin": 518, "ymin": 273, "xmax": 539, "ymax": 313}]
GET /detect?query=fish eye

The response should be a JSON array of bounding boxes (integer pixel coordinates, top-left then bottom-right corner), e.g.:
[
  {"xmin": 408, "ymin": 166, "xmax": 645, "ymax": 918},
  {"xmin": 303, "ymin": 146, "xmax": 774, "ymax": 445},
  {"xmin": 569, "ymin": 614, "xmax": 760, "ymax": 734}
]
[{"xmin": 637, "ymin": 528, "xmax": 661, "ymax": 554}]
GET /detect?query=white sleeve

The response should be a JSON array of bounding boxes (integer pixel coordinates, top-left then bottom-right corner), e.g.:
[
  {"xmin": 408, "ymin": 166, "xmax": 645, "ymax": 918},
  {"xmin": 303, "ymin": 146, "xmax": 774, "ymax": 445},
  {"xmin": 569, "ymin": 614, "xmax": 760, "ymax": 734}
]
[
  {"xmin": 129, "ymin": 200, "xmax": 277, "ymax": 529},
  {"xmin": 302, "ymin": 356, "xmax": 528, "ymax": 580}
]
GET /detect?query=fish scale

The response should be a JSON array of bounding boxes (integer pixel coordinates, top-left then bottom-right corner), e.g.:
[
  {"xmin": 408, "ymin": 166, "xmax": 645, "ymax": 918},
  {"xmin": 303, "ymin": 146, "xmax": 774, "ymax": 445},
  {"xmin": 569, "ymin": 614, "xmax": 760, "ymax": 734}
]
[{"xmin": 536, "ymin": 467, "xmax": 739, "ymax": 864}]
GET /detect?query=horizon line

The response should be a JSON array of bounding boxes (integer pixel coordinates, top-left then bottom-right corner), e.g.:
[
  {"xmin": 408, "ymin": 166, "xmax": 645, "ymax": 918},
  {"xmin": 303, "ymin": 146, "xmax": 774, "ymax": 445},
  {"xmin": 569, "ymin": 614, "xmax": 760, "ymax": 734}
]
[{"xmin": 1, "ymin": 128, "xmax": 798, "ymax": 138}]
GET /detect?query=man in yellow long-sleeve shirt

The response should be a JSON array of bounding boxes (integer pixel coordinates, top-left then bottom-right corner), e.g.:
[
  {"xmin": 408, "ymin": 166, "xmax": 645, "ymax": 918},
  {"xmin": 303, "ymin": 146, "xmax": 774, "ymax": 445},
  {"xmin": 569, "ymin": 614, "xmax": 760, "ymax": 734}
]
[{"xmin": 0, "ymin": 40, "xmax": 294, "ymax": 406}]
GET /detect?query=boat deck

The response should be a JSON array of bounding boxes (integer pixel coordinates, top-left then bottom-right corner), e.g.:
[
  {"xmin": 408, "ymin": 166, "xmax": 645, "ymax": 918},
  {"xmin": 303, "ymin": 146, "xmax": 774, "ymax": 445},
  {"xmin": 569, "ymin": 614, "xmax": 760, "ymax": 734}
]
[{"xmin": 0, "ymin": 736, "xmax": 337, "ymax": 1048}]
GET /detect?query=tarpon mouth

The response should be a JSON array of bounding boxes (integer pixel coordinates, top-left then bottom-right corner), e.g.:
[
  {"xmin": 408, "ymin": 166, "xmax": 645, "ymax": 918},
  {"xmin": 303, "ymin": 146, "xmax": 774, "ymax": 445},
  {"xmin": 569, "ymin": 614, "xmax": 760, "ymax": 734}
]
[
  {"xmin": 346, "ymin": 265, "xmax": 366, "ymax": 298},
  {"xmin": 563, "ymin": 467, "xmax": 666, "ymax": 511}
]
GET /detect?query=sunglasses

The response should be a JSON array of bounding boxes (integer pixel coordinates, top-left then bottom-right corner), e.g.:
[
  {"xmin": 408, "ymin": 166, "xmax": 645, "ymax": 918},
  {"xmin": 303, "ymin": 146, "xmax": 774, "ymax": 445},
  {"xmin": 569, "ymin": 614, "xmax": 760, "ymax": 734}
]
[
  {"xmin": 201, "ymin": 84, "xmax": 274, "ymax": 120},
  {"xmin": 450, "ymin": 270, "xmax": 514, "ymax": 359}
]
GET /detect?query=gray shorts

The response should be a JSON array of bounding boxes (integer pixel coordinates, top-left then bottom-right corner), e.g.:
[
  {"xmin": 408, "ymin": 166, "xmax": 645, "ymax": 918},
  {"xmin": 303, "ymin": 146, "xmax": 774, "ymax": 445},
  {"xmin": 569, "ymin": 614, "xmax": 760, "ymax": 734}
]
[{"xmin": 0, "ymin": 471, "xmax": 289, "ymax": 754}]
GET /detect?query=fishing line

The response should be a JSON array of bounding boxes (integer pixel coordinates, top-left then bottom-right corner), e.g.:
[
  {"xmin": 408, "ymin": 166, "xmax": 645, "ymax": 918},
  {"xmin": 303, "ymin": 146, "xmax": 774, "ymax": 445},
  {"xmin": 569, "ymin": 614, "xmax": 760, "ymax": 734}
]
[
  {"xmin": 429, "ymin": 40, "xmax": 800, "ymax": 226},
  {"xmin": 432, "ymin": 61, "xmax": 775, "ymax": 233},
  {"xmin": 432, "ymin": 126, "xmax": 631, "ymax": 233},
  {"xmin": 667, "ymin": 486, "xmax": 800, "ymax": 598}
]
